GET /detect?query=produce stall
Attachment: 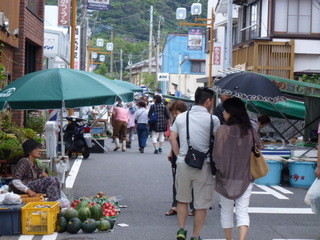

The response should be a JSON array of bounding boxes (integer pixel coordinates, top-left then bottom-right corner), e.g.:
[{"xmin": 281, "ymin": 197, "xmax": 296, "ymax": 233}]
[{"xmin": 0, "ymin": 191, "xmax": 124, "ymax": 236}]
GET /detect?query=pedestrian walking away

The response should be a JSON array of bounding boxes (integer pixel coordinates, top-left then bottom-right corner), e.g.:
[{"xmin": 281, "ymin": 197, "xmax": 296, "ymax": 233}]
[
  {"xmin": 170, "ymin": 87, "xmax": 220, "ymax": 240},
  {"xmin": 214, "ymin": 97, "xmax": 260, "ymax": 240},
  {"xmin": 112, "ymin": 103, "xmax": 130, "ymax": 152},
  {"xmin": 134, "ymin": 101, "xmax": 149, "ymax": 153},
  {"xmin": 126, "ymin": 102, "xmax": 137, "ymax": 148},
  {"xmin": 149, "ymin": 95, "xmax": 170, "ymax": 154}
]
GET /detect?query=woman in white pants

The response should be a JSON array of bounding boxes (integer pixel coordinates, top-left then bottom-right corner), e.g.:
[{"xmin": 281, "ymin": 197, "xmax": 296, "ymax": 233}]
[{"xmin": 214, "ymin": 97, "xmax": 260, "ymax": 240}]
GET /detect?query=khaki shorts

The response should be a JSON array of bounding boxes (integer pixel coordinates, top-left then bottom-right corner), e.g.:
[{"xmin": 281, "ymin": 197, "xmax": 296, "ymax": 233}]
[{"xmin": 175, "ymin": 162, "xmax": 215, "ymax": 209}]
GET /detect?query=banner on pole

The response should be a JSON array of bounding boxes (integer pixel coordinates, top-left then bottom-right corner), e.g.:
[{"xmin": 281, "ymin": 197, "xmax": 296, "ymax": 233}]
[
  {"xmin": 58, "ymin": 0, "xmax": 71, "ymax": 26},
  {"xmin": 188, "ymin": 28, "xmax": 203, "ymax": 50},
  {"xmin": 213, "ymin": 47, "xmax": 221, "ymax": 65},
  {"xmin": 87, "ymin": 0, "xmax": 110, "ymax": 11}
]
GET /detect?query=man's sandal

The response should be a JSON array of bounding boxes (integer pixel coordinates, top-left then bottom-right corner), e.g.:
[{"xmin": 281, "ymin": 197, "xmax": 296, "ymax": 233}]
[
  {"xmin": 188, "ymin": 209, "xmax": 195, "ymax": 216},
  {"xmin": 165, "ymin": 209, "xmax": 177, "ymax": 216}
]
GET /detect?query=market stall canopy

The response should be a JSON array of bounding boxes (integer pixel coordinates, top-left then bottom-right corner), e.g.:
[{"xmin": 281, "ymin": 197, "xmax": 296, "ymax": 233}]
[
  {"xmin": 245, "ymin": 99, "xmax": 306, "ymax": 120},
  {"xmin": 260, "ymin": 73, "xmax": 320, "ymax": 98},
  {"xmin": 0, "ymin": 68, "xmax": 134, "ymax": 110},
  {"xmin": 113, "ymin": 80, "xmax": 143, "ymax": 92},
  {"xmin": 213, "ymin": 72, "xmax": 285, "ymax": 103}
]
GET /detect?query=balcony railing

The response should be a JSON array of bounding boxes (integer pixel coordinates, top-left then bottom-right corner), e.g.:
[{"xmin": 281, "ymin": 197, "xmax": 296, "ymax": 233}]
[{"xmin": 233, "ymin": 40, "xmax": 295, "ymax": 79}]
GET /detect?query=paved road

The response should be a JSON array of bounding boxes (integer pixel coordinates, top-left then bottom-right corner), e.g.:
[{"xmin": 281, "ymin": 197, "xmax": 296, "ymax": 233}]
[{"xmin": 2, "ymin": 137, "xmax": 319, "ymax": 240}]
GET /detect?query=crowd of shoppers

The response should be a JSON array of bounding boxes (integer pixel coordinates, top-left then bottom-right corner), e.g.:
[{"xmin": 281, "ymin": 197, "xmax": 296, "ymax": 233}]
[{"xmin": 85, "ymin": 87, "xmax": 275, "ymax": 240}]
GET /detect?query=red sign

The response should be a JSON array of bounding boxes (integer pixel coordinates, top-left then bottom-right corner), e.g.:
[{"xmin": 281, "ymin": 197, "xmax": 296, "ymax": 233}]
[
  {"xmin": 58, "ymin": 0, "xmax": 71, "ymax": 26},
  {"xmin": 213, "ymin": 47, "xmax": 221, "ymax": 65}
]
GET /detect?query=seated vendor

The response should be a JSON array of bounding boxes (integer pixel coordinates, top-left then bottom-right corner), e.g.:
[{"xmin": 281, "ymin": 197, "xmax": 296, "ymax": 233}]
[{"xmin": 11, "ymin": 139, "xmax": 61, "ymax": 201}]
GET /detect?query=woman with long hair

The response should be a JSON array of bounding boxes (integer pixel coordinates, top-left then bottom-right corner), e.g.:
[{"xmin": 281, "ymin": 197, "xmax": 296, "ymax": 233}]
[{"xmin": 214, "ymin": 97, "xmax": 259, "ymax": 240}]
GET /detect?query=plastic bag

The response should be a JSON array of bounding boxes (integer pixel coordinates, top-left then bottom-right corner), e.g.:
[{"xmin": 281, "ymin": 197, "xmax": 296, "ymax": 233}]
[
  {"xmin": 305, "ymin": 178, "xmax": 320, "ymax": 214},
  {"xmin": 0, "ymin": 194, "xmax": 5, "ymax": 204},
  {"xmin": 3, "ymin": 192, "xmax": 22, "ymax": 205},
  {"xmin": 57, "ymin": 190, "xmax": 70, "ymax": 209}
]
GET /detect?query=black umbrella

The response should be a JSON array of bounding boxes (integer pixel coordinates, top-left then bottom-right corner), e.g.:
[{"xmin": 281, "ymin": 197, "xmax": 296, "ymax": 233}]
[{"xmin": 212, "ymin": 72, "xmax": 285, "ymax": 103}]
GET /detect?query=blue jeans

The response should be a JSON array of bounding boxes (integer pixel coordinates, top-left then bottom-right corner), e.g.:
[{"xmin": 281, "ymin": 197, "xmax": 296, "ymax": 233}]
[{"xmin": 137, "ymin": 123, "xmax": 149, "ymax": 148}]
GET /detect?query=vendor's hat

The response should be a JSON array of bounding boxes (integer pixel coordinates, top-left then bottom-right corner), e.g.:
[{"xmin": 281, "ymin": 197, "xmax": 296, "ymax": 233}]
[{"xmin": 22, "ymin": 139, "xmax": 42, "ymax": 154}]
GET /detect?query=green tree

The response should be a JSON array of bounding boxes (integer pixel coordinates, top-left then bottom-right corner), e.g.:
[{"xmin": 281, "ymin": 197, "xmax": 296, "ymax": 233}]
[
  {"xmin": 141, "ymin": 72, "xmax": 157, "ymax": 91},
  {"xmin": 0, "ymin": 42, "xmax": 7, "ymax": 89},
  {"xmin": 301, "ymin": 74, "xmax": 320, "ymax": 85}
]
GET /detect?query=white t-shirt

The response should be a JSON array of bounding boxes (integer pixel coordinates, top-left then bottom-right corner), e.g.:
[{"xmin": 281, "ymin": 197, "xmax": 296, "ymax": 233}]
[{"xmin": 171, "ymin": 105, "xmax": 220, "ymax": 164}]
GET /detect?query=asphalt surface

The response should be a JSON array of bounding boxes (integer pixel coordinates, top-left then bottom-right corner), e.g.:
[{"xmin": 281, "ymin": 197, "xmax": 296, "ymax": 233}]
[{"xmin": 1, "ymin": 136, "xmax": 320, "ymax": 240}]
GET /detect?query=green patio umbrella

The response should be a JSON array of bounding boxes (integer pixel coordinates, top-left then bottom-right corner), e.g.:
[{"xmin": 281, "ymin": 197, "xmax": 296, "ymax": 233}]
[
  {"xmin": 0, "ymin": 68, "xmax": 134, "ymax": 110},
  {"xmin": 113, "ymin": 79, "xmax": 143, "ymax": 92}
]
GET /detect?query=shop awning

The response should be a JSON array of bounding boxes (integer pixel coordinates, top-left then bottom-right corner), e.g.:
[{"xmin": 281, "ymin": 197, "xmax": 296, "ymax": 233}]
[{"xmin": 244, "ymin": 98, "xmax": 306, "ymax": 120}]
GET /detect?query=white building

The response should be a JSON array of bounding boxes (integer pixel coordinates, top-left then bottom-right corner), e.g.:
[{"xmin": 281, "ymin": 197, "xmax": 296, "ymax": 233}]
[
  {"xmin": 44, "ymin": 6, "xmax": 70, "ymax": 69},
  {"xmin": 212, "ymin": 0, "xmax": 320, "ymax": 80}
]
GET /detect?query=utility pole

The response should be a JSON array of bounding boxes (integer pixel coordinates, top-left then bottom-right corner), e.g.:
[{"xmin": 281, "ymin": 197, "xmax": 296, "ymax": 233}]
[
  {"xmin": 120, "ymin": 48, "xmax": 123, "ymax": 80},
  {"xmin": 148, "ymin": 6, "xmax": 153, "ymax": 73},
  {"xmin": 110, "ymin": 28, "xmax": 114, "ymax": 74},
  {"xmin": 80, "ymin": 0, "xmax": 87, "ymax": 71},
  {"xmin": 225, "ymin": 0, "xmax": 233, "ymax": 69},
  {"xmin": 128, "ymin": 53, "xmax": 133, "ymax": 83},
  {"xmin": 70, "ymin": 0, "xmax": 77, "ymax": 69}
]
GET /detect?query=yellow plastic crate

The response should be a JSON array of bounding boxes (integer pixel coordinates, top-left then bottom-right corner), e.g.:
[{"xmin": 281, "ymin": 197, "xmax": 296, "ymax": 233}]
[
  {"xmin": 21, "ymin": 202, "xmax": 60, "ymax": 235},
  {"xmin": 20, "ymin": 194, "xmax": 45, "ymax": 203}
]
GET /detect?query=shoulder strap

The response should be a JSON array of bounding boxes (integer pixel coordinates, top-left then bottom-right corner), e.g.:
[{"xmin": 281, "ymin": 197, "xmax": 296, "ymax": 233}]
[
  {"xmin": 186, "ymin": 106, "xmax": 192, "ymax": 147},
  {"xmin": 137, "ymin": 110, "xmax": 145, "ymax": 122},
  {"xmin": 208, "ymin": 114, "xmax": 214, "ymax": 155}
]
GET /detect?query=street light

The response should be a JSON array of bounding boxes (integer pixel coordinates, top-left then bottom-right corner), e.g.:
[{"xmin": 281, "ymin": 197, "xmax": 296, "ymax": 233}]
[{"xmin": 176, "ymin": 3, "xmax": 215, "ymax": 87}]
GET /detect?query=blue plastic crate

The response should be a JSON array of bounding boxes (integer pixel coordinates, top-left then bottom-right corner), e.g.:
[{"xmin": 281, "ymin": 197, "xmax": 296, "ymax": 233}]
[
  {"xmin": 0, "ymin": 204, "xmax": 24, "ymax": 235},
  {"xmin": 91, "ymin": 127, "xmax": 104, "ymax": 134}
]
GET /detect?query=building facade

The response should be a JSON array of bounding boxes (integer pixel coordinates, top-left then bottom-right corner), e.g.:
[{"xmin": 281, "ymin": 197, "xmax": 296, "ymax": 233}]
[
  {"xmin": 215, "ymin": 0, "xmax": 320, "ymax": 80},
  {"xmin": 162, "ymin": 34, "xmax": 206, "ymax": 97},
  {"xmin": 0, "ymin": 0, "xmax": 45, "ymax": 125}
]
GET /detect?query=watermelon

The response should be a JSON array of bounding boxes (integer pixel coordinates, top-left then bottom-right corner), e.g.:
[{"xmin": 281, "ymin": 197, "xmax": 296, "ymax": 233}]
[
  {"xmin": 56, "ymin": 216, "xmax": 67, "ymax": 233},
  {"xmin": 58, "ymin": 209, "xmax": 67, "ymax": 218},
  {"xmin": 76, "ymin": 200, "xmax": 90, "ymax": 211},
  {"xmin": 78, "ymin": 207, "xmax": 91, "ymax": 222},
  {"xmin": 96, "ymin": 220, "xmax": 111, "ymax": 231},
  {"xmin": 66, "ymin": 217, "xmax": 82, "ymax": 234},
  {"xmin": 90, "ymin": 204, "xmax": 103, "ymax": 220},
  {"xmin": 64, "ymin": 208, "xmax": 79, "ymax": 220},
  {"xmin": 81, "ymin": 218, "xmax": 97, "ymax": 233}
]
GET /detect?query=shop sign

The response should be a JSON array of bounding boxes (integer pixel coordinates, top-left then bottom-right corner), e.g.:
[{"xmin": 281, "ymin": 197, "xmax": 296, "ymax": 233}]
[
  {"xmin": 157, "ymin": 73, "xmax": 169, "ymax": 81},
  {"xmin": 44, "ymin": 33, "xmax": 59, "ymax": 57},
  {"xmin": 58, "ymin": 0, "xmax": 71, "ymax": 26},
  {"xmin": 188, "ymin": 28, "xmax": 203, "ymax": 50},
  {"xmin": 87, "ymin": 0, "xmax": 110, "ymax": 11}
]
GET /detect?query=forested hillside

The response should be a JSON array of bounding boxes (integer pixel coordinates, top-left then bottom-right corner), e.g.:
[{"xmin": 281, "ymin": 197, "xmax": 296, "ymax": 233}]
[{"xmin": 45, "ymin": 0, "xmax": 208, "ymax": 83}]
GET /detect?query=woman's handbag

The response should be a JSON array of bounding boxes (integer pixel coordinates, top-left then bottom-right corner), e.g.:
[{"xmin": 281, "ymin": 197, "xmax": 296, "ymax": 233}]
[{"xmin": 250, "ymin": 130, "xmax": 269, "ymax": 179}]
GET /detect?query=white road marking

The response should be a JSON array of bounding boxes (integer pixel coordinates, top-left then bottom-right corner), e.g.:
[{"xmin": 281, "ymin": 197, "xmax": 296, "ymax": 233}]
[
  {"xmin": 270, "ymin": 185, "xmax": 294, "ymax": 194},
  {"xmin": 41, "ymin": 232, "xmax": 58, "ymax": 240},
  {"xmin": 18, "ymin": 236, "xmax": 34, "ymax": 240},
  {"xmin": 248, "ymin": 207, "xmax": 314, "ymax": 214},
  {"xmin": 254, "ymin": 184, "xmax": 289, "ymax": 199},
  {"xmin": 65, "ymin": 157, "xmax": 82, "ymax": 188}
]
